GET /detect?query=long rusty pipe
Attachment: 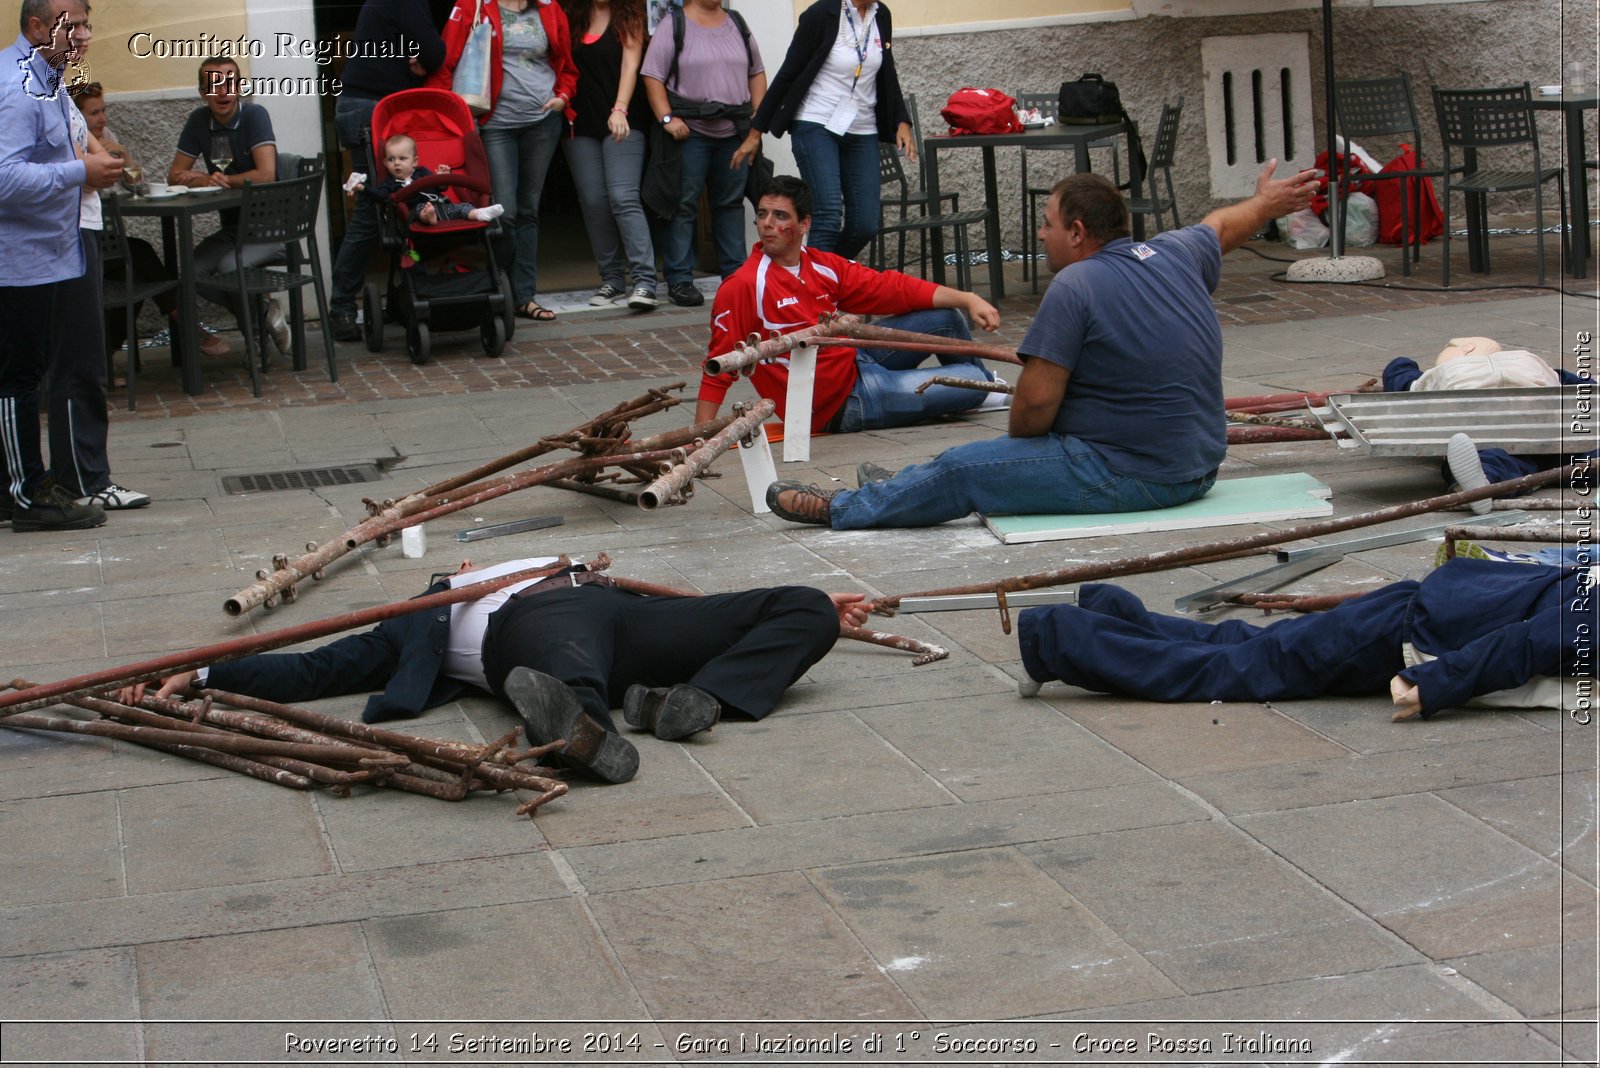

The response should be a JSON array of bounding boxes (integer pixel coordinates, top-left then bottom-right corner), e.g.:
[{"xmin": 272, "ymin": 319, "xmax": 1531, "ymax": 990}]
[
  {"xmin": 702, "ymin": 317, "xmax": 860, "ymax": 376},
  {"xmin": 3, "ymin": 561, "xmax": 572, "ymax": 718},
  {"xmin": 637, "ymin": 401, "xmax": 775, "ymax": 510},
  {"xmin": 872, "ymin": 464, "xmax": 1574, "ymax": 615},
  {"xmin": 225, "ymin": 447, "xmax": 676, "ymax": 616},
  {"xmin": 381, "ymin": 384, "xmax": 685, "ymax": 512}
]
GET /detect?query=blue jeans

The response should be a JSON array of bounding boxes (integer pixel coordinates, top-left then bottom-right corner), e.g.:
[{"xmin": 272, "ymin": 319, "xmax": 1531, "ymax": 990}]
[
  {"xmin": 565, "ymin": 131, "xmax": 656, "ymax": 291},
  {"xmin": 664, "ymin": 132, "xmax": 748, "ymax": 285},
  {"xmin": 482, "ymin": 116, "xmax": 563, "ymax": 305},
  {"xmin": 835, "ymin": 308, "xmax": 995, "ymax": 432},
  {"xmin": 329, "ymin": 94, "xmax": 380, "ymax": 316},
  {"xmin": 790, "ymin": 120, "xmax": 881, "ymax": 260},
  {"xmin": 828, "ymin": 432, "xmax": 1217, "ymax": 529}
]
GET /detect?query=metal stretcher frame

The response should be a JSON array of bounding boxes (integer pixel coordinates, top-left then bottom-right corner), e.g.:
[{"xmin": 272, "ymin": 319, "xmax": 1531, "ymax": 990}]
[{"xmin": 1309, "ymin": 386, "xmax": 1596, "ymax": 455}]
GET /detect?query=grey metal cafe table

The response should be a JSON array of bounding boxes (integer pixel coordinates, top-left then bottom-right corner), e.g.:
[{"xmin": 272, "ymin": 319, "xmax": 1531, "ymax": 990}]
[
  {"xmin": 1530, "ymin": 89, "xmax": 1598, "ymax": 279},
  {"xmin": 114, "ymin": 185, "xmax": 243, "ymax": 397},
  {"xmin": 920, "ymin": 121, "xmax": 1135, "ymax": 300}
]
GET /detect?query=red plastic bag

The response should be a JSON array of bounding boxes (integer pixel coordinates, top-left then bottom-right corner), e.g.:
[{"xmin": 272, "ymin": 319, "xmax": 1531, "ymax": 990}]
[
  {"xmin": 941, "ymin": 88, "xmax": 1021, "ymax": 136},
  {"xmin": 1371, "ymin": 144, "xmax": 1444, "ymax": 246},
  {"xmin": 1310, "ymin": 149, "xmax": 1368, "ymax": 216}
]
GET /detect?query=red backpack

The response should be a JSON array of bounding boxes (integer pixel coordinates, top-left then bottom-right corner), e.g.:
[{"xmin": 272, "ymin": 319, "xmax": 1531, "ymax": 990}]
[
  {"xmin": 1371, "ymin": 144, "xmax": 1445, "ymax": 246},
  {"xmin": 941, "ymin": 88, "xmax": 1021, "ymax": 136}
]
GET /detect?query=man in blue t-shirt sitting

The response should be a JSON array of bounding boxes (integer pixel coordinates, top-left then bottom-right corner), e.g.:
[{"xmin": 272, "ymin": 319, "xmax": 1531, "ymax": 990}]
[
  {"xmin": 165, "ymin": 56, "xmax": 288, "ymax": 356},
  {"xmin": 767, "ymin": 160, "xmax": 1319, "ymax": 529}
]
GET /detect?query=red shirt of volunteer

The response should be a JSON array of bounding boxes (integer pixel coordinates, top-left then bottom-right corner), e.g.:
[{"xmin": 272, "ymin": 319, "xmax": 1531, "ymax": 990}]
[{"xmin": 695, "ymin": 175, "xmax": 1001, "ymax": 436}]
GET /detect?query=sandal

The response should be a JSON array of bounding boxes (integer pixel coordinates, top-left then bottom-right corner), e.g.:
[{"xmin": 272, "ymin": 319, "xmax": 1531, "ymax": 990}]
[{"xmin": 516, "ymin": 301, "xmax": 557, "ymax": 322}]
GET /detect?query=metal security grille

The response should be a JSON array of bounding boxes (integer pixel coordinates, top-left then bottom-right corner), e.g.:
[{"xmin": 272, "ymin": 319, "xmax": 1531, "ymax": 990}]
[{"xmin": 222, "ymin": 464, "xmax": 385, "ymax": 494}]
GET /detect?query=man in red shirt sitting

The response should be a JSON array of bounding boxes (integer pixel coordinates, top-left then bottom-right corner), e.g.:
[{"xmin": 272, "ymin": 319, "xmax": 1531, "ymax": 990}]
[{"xmin": 695, "ymin": 175, "xmax": 1003, "ymax": 437}]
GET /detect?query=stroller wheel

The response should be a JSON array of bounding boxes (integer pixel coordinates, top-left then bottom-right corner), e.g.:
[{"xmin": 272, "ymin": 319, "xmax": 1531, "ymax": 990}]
[
  {"xmin": 497, "ymin": 270, "xmax": 515, "ymax": 341},
  {"xmin": 481, "ymin": 314, "xmax": 506, "ymax": 357},
  {"xmin": 363, "ymin": 283, "xmax": 384, "ymax": 353},
  {"xmin": 406, "ymin": 321, "xmax": 431, "ymax": 365}
]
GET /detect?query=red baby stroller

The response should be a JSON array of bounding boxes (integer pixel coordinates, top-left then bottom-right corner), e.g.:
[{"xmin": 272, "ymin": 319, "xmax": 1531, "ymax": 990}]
[{"xmin": 361, "ymin": 88, "xmax": 515, "ymax": 364}]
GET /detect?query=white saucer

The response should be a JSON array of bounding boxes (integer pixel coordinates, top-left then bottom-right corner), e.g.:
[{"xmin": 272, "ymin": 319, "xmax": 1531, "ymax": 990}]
[
  {"xmin": 1538, "ymin": 85, "xmax": 1564, "ymax": 95},
  {"xmin": 187, "ymin": 185, "xmax": 225, "ymax": 194},
  {"xmin": 141, "ymin": 189, "xmax": 183, "ymax": 200}
]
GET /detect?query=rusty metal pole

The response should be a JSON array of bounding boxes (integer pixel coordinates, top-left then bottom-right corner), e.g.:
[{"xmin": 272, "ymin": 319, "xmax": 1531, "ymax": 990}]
[
  {"xmin": 873, "ymin": 464, "xmax": 1576, "ymax": 616},
  {"xmin": 225, "ymin": 446, "xmax": 678, "ymax": 616},
  {"xmin": 637, "ymin": 401, "xmax": 776, "ymax": 510},
  {"xmin": 1227, "ymin": 425, "xmax": 1338, "ymax": 444},
  {"xmin": 914, "ymin": 376, "xmax": 1015, "ymax": 396},
  {"xmin": 820, "ymin": 319, "xmax": 1023, "ymax": 365},
  {"xmin": 702, "ymin": 317, "xmax": 860, "ymax": 376},
  {"xmin": 809, "ymin": 334, "xmax": 1024, "ymax": 364},
  {"xmin": 380, "ymin": 384, "xmax": 686, "ymax": 511},
  {"xmin": 1, "ymin": 563, "xmax": 571, "ymax": 719}
]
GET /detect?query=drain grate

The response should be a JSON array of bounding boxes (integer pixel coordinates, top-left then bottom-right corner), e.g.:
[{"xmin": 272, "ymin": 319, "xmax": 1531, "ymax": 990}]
[{"xmin": 222, "ymin": 464, "xmax": 386, "ymax": 495}]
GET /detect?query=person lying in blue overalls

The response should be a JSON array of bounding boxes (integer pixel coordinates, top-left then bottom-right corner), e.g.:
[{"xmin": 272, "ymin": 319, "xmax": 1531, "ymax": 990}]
[{"xmin": 1017, "ymin": 556, "xmax": 1593, "ymax": 721}]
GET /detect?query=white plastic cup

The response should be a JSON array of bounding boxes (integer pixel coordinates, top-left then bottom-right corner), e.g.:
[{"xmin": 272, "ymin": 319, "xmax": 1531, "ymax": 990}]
[
  {"xmin": 145, "ymin": 181, "xmax": 169, "ymax": 196},
  {"xmin": 1567, "ymin": 61, "xmax": 1590, "ymax": 94},
  {"xmin": 401, "ymin": 524, "xmax": 427, "ymax": 559}
]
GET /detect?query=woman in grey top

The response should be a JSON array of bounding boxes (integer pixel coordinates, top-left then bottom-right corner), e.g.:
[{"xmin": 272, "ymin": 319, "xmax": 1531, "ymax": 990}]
[{"xmin": 431, "ymin": 0, "xmax": 578, "ymax": 321}]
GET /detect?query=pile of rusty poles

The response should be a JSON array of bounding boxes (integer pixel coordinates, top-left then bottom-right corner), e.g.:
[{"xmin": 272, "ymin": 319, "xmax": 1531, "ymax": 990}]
[
  {"xmin": 1, "ymin": 561, "xmax": 573, "ymax": 719},
  {"xmin": 871, "ymin": 464, "xmax": 1575, "ymax": 631},
  {"xmin": 223, "ymin": 398, "xmax": 773, "ymax": 617},
  {"xmin": 4, "ymin": 682, "xmax": 569, "ymax": 817},
  {"xmin": 227, "ymin": 386, "xmax": 685, "ymax": 616},
  {"xmin": 602, "ymin": 574, "xmax": 950, "ymax": 665}
]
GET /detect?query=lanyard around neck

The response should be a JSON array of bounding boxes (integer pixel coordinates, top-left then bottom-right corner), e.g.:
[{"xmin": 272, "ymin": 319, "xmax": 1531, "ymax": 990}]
[{"xmin": 842, "ymin": 1, "xmax": 874, "ymax": 85}]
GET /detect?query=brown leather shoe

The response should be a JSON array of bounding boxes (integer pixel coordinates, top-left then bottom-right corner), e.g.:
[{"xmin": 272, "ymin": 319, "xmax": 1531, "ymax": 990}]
[
  {"xmin": 504, "ymin": 667, "xmax": 638, "ymax": 783},
  {"xmin": 622, "ymin": 683, "xmax": 721, "ymax": 740},
  {"xmin": 766, "ymin": 480, "xmax": 835, "ymax": 525}
]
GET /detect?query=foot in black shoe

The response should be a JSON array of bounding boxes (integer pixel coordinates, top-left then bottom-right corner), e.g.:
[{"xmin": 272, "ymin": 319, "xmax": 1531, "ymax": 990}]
[
  {"xmin": 766, "ymin": 480, "xmax": 835, "ymax": 525},
  {"xmin": 12, "ymin": 480, "xmax": 105, "ymax": 533},
  {"xmin": 667, "ymin": 282, "xmax": 704, "ymax": 307},
  {"xmin": 331, "ymin": 311, "xmax": 361, "ymax": 343},
  {"xmin": 856, "ymin": 461, "xmax": 896, "ymax": 488},
  {"xmin": 504, "ymin": 667, "xmax": 638, "ymax": 783},
  {"xmin": 623, "ymin": 683, "xmax": 721, "ymax": 740}
]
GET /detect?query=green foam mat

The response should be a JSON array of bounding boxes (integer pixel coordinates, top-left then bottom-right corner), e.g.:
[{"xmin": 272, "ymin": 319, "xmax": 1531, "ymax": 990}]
[{"xmin": 983, "ymin": 472, "xmax": 1332, "ymax": 544}]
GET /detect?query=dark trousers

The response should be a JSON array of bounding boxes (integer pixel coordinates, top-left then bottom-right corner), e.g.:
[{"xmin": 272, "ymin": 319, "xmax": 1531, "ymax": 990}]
[
  {"xmin": 1018, "ymin": 582, "xmax": 1413, "ymax": 702},
  {"xmin": 104, "ymin": 236, "xmax": 178, "ymax": 355},
  {"xmin": 49, "ymin": 230, "xmax": 110, "ymax": 496},
  {"xmin": 481, "ymin": 585, "xmax": 840, "ymax": 733},
  {"xmin": 0, "ymin": 280, "xmax": 61, "ymax": 508}
]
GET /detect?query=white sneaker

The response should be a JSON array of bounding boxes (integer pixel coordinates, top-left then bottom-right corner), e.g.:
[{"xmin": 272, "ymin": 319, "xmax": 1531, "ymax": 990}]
[
  {"xmin": 77, "ymin": 483, "xmax": 151, "ymax": 510},
  {"xmin": 626, "ymin": 284, "xmax": 659, "ymax": 311},
  {"xmin": 1447, "ymin": 432, "xmax": 1493, "ymax": 515},
  {"xmin": 264, "ymin": 298, "xmax": 289, "ymax": 355},
  {"xmin": 589, "ymin": 284, "xmax": 623, "ymax": 307},
  {"xmin": 975, "ymin": 373, "xmax": 1012, "ymax": 411}
]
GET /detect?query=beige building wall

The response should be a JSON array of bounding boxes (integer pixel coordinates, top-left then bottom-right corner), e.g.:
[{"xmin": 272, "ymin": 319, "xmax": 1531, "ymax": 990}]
[
  {"xmin": 91, "ymin": 2, "xmax": 250, "ymax": 95},
  {"xmin": 791, "ymin": 0, "xmax": 1131, "ymax": 24}
]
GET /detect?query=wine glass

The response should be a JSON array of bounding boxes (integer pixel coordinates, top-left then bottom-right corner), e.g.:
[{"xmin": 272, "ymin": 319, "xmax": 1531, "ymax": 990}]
[{"xmin": 209, "ymin": 133, "xmax": 233, "ymax": 176}]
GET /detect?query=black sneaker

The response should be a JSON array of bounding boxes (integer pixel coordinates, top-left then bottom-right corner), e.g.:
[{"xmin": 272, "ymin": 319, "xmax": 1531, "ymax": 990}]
[
  {"xmin": 856, "ymin": 461, "xmax": 896, "ymax": 488},
  {"xmin": 765, "ymin": 480, "xmax": 836, "ymax": 526},
  {"xmin": 13, "ymin": 480, "xmax": 106, "ymax": 532},
  {"xmin": 503, "ymin": 667, "xmax": 638, "ymax": 783},
  {"xmin": 622, "ymin": 683, "xmax": 721, "ymax": 740},
  {"xmin": 330, "ymin": 311, "xmax": 361, "ymax": 343},
  {"xmin": 667, "ymin": 282, "xmax": 704, "ymax": 307}
]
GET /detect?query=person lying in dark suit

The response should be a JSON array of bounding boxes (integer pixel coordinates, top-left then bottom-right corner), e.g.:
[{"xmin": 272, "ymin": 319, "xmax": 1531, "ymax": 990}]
[{"xmin": 120, "ymin": 557, "xmax": 870, "ymax": 784}]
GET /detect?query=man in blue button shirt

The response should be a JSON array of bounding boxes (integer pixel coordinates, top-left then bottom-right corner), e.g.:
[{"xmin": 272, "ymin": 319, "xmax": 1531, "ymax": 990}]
[{"xmin": 0, "ymin": 0, "xmax": 123, "ymax": 531}]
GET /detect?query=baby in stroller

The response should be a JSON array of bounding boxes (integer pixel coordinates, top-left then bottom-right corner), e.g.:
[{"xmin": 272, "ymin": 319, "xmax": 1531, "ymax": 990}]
[{"xmin": 353, "ymin": 133, "xmax": 504, "ymax": 227}]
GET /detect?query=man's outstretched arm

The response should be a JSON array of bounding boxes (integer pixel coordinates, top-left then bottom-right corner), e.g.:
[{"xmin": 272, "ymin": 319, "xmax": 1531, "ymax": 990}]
[{"xmin": 1202, "ymin": 159, "xmax": 1320, "ymax": 255}]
